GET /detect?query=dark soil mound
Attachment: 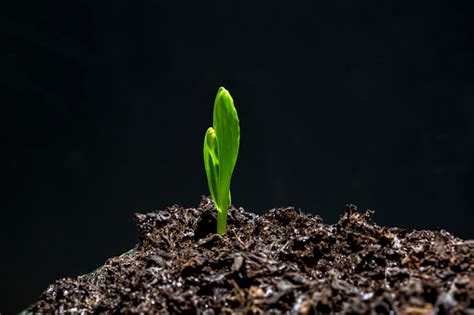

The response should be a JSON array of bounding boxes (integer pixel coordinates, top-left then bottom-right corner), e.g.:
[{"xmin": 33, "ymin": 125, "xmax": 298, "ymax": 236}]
[{"xmin": 28, "ymin": 197, "xmax": 473, "ymax": 314}]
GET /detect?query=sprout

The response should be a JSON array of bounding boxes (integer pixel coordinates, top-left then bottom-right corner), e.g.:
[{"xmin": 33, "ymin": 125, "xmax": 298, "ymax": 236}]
[{"xmin": 203, "ymin": 87, "xmax": 240, "ymax": 235}]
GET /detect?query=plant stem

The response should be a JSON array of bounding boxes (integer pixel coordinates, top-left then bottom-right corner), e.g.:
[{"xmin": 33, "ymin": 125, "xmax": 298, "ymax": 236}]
[{"xmin": 217, "ymin": 209, "xmax": 227, "ymax": 235}]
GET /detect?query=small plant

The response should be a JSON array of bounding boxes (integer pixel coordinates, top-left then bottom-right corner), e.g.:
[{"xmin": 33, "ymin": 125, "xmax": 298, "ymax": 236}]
[{"xmin": 203, "ymin": 87, "xmax": 240, "ymax": 235}]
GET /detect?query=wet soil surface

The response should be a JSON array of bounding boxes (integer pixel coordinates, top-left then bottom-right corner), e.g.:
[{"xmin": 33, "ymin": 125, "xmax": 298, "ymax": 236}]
[{"xmin": 28, "ymin": 197, "xmax": 473, "ymax": 314}]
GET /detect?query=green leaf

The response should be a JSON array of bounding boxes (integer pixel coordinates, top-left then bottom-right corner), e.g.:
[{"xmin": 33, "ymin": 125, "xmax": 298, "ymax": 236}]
[
  {"xmin": 213, "ymin": 87, "xmax": 240, "ymax": 212},
  {"xmin": 203, "ymin": 87, "xmax": 240, "ymax": 234},
  {"xmin": 203, "ymin": 127, "xmax": 219, "ymax": 204}
]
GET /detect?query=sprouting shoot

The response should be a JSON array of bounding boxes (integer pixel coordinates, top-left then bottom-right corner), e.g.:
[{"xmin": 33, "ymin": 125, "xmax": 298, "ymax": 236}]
[{"xmin": 203, "ymin": 87, "xmax": 240, "ymax": 235}]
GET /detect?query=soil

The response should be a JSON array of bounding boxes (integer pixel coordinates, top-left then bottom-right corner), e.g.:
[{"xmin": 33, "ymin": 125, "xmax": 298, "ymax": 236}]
[{"xmin": 27, "ymin": 197, "xmax": 473, "ymax": 314}]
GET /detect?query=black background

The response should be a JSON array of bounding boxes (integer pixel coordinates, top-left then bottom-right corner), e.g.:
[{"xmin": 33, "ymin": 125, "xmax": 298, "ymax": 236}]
[{"xmin": 2, "ymin": 1, "xmax": 474, "ymax": 313}]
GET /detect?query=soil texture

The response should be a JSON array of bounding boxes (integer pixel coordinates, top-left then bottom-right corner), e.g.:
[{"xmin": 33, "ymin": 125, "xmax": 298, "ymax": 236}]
[{"xmin": 28, "ymin": 197, "xmax": 473, "ymax": 314}]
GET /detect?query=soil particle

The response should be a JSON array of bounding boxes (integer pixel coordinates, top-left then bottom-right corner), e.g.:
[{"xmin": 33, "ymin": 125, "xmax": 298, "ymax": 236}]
[{"xmin": 28, "ymin": 197, "xmax": 473, "ymax": 314}]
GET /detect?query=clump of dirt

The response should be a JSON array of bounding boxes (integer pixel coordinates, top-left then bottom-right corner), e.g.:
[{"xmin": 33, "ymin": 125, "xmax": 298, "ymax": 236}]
[{"xmin": 28, "ymin": 197, "xmax": 473, "ymax": 314}]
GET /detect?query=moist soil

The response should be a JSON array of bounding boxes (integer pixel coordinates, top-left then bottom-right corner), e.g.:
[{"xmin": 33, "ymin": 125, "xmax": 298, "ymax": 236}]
[{"xmin": 28, "ymin": 197, "xmax": 473, "ymax": 314}]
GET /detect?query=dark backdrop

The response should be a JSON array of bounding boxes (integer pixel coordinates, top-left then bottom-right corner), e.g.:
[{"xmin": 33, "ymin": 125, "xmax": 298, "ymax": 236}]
[{"xmin": 2, "ymin": 1, "xmax": 474, "ymax": 313}]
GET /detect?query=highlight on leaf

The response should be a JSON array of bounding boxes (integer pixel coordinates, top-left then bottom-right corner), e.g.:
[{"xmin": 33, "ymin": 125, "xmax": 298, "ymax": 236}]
[{"xmin": 203, "ymin": 87, "xmax": 240, "ymax": 235}]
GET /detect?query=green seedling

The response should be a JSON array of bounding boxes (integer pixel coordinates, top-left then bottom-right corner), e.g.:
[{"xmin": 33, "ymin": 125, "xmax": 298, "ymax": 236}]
[{"xmin": 203, "ymin": 87, "xmax": 240, "ymax": 235}]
